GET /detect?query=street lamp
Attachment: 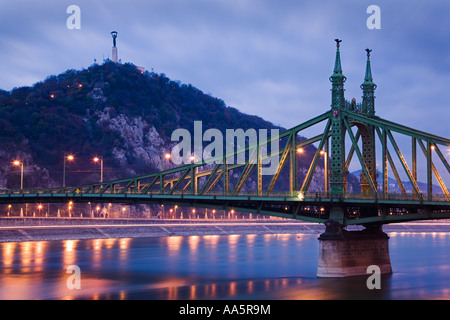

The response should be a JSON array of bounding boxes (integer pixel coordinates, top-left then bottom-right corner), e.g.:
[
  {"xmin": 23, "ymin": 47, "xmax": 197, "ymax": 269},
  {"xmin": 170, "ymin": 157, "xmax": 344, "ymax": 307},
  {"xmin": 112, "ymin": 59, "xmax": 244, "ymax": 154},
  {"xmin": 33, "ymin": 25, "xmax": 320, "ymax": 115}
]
[
  {"xmin": 12, "ymin": 160, "xmax": 24, "ymax": 189},
  {"xmin": 320, "ymin": 151, "xmax": 328, "ymax": 194},
  {"xmin": 63, "ymin": 154, "xmax": 74, "ymax": 187},
  {"xmin": 68, "ymin": 201, "xmax": 73, "ymax": 217},
  {"xmin": 93, "ymin": 156, "xmax": 103, "ymax": 183},
  {"xmin": 162, "ymin": 153, "xmax": 171, "ymax": 171}
]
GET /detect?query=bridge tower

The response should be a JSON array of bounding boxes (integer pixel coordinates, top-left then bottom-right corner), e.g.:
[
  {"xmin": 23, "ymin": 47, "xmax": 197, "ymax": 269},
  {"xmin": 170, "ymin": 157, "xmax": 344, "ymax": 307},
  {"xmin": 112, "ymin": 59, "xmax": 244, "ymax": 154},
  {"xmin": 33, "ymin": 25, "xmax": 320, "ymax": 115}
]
[
  {"xmin": 358, "ymin": 48, "xmax": 378, "ymax": 198},
  {"xmin": 328, "ymin": 39, "xmax": 348, "ymax": 224},
  {"xmin": 329, "ymin": 41, "xmax": 379, "ymax": 215},
  {"xmin": 318, "ymin": 40, "xmax": 391, "ymax": 277},
  {"xmin": 329, "ymin": 39, "xmax": 347, "ymax": 197}
]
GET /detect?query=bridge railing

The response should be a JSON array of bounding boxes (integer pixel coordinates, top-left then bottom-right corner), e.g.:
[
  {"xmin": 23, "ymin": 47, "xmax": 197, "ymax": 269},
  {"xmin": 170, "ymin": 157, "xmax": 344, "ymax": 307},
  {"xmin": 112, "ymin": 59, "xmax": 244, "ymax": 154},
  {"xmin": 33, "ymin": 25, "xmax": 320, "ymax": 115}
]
[{"xmin": 0, "ymin": 187, "xmax": 448, "ymax": 202}]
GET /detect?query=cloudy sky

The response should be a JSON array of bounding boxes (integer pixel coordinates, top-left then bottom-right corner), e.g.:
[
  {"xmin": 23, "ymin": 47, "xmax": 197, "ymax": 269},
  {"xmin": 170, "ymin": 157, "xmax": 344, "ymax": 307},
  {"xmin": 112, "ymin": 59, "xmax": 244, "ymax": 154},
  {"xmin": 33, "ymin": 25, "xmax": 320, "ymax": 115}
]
[{"xmin": 1, "ymin": 1, "xmax": 449, "ymax": 182}]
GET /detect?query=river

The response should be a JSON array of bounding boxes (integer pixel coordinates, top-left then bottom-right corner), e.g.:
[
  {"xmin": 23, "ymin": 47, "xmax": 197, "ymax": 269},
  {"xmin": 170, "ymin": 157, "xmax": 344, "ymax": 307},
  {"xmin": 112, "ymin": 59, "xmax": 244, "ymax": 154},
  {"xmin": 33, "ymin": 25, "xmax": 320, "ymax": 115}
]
[{"xmin": 1, "ymin": 231, "xmax": 450, "ymax": 300}]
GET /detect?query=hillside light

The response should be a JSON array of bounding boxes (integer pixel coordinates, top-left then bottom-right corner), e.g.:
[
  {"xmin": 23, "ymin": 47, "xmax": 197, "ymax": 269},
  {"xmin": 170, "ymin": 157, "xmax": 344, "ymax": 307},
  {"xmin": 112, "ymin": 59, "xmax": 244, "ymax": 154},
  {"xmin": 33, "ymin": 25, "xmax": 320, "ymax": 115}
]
[{"xmin": 12, "ymin": 160, "xmax": 24, "ymax": 189}]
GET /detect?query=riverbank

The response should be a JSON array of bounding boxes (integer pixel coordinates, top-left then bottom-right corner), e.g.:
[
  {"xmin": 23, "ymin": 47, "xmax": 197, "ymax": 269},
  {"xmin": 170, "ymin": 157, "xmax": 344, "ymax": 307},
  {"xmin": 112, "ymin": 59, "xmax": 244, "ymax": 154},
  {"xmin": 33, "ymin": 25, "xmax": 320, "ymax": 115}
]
[{"xmin": 1, "ymin": 217, "xmax": 450, "ymax": 243}]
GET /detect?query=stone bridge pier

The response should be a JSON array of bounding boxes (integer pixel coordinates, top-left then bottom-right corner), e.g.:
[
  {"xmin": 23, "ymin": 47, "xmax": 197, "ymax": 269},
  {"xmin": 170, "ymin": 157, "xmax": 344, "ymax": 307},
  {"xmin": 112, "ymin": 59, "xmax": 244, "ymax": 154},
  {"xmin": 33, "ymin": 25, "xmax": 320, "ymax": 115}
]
[{"xmin": 317, "ymin": 220, "xmax": 392, "ymax": 277}]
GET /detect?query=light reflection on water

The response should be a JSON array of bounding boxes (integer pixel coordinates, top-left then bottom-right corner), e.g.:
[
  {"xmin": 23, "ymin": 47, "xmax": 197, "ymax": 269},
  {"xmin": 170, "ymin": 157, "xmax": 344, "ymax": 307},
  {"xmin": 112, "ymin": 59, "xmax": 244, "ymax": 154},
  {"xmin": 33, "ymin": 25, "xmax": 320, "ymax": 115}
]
[{"xmin": 1, "ymin": 232, "xmax": 450, "ymax": 300}]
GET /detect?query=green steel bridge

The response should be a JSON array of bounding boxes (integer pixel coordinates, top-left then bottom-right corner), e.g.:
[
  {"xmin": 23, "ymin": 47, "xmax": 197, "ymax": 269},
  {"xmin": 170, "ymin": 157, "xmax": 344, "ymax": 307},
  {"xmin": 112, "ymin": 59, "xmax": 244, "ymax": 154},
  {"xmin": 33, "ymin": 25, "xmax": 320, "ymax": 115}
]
[{"xmin": 1, "ymin": 40, "xmax": 449, "ymax": 227}]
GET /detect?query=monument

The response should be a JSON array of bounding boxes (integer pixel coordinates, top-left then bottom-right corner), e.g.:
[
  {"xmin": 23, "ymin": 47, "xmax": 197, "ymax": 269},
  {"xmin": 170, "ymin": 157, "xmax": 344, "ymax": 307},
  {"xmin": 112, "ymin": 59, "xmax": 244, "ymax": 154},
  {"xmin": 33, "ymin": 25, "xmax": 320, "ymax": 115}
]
[{"xmin": 111, "ymin": 31, "xmax": 118, "ymax": 63}]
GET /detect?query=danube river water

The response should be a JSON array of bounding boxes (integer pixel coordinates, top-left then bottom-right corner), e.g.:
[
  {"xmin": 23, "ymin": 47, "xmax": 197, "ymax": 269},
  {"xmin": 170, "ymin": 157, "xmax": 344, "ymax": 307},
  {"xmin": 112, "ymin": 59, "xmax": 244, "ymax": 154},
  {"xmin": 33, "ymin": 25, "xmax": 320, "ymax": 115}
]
[{"xmin": 1, "ymin": 231, "xmax": 450, "ymax": 300}]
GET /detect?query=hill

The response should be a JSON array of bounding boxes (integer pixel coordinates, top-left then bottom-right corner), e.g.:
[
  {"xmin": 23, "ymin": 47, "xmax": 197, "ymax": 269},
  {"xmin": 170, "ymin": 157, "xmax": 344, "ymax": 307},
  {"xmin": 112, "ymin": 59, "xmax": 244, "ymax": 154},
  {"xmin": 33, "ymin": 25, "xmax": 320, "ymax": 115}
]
[{"xmin": 0, "ymin": 61, "xmax": 324, "ymax": 191}]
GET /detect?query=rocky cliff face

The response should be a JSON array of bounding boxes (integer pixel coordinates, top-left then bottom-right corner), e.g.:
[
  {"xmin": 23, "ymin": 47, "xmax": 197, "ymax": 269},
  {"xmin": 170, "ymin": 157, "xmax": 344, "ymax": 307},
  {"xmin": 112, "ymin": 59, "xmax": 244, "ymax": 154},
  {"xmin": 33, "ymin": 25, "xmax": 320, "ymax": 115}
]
[{"xmin": 94, "ymin": 106, "xmax": 166, "ymax": 176}]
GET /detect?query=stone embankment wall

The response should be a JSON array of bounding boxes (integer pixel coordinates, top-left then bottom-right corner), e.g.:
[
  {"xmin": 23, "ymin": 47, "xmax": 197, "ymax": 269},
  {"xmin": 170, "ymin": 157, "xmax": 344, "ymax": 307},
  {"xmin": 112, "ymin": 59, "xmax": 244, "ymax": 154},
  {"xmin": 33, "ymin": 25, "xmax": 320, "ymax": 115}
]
[
  {"xmin": 0, "ymin": 218, "xmax": 325, "ymax": 243},
  {"xmin": 1, "ymin": 218, "xmax": 449, "ymax": 243}
]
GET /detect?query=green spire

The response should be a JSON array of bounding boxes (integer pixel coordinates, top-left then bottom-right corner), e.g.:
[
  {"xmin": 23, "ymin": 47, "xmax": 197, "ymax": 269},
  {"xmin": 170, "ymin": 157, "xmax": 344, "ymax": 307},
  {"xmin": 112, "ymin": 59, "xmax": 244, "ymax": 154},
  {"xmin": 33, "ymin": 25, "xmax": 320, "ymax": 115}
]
[
  {"xmin": 330, "ymin": 39, "xmax": 346, "ymax": 111},
  {"xmin": 332, "ymin": 39, "xmax": 344, "ymax": 77},
  {"xmin": 361, "ymin": 48, "xmax": 377, "ymax": 115},
  {"xmin": 362, "ymin": 48, "xmax": 374, "ymax": 85}
]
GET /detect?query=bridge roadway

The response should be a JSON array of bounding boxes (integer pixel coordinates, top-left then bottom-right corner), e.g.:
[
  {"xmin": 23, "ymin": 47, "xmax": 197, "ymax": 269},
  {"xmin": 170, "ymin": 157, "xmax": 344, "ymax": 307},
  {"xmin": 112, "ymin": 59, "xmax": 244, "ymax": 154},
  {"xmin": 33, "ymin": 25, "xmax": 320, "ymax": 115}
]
[{"xmin": 0, "ymin": 189, "xmax": 449, "ymax": 226}]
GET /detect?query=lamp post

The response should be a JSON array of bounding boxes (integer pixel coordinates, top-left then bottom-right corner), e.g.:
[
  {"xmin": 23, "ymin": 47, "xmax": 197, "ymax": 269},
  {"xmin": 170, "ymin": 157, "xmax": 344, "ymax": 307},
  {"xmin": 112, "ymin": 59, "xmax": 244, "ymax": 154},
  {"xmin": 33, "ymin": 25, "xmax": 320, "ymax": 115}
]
[
  {"xmin": 12, "ymin": 160, "xmax": 24, "ymax": 189},
  {"xmin": 162, "ymin": 153, "xmax": 171, "ymax": 171},
  {"xmin": 320, "ymin": 151, "xmax": 328, "ymax": 194},
  {"xmin": 296, "ymin": 148, "xmax": 304, "ymax": 196},
  {"xmin": 63, "ymin": 154, "xmax": 74, "ymax": 187},
  {"xmin": 93, "ymin": 156, "xmax": 103, "ymax": 183},
  {"xmin": 68, "ymin": 201, "xmax": 73, "ymax": 218}
]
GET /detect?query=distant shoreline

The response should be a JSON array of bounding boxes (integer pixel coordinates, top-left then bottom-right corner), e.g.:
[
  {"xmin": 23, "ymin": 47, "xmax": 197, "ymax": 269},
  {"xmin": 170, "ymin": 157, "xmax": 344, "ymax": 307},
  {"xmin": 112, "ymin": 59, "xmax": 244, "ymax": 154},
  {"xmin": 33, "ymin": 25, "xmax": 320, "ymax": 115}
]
[{"xmin": 1, "ymin": 217, "xmax": 450, "ymax": 243}]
